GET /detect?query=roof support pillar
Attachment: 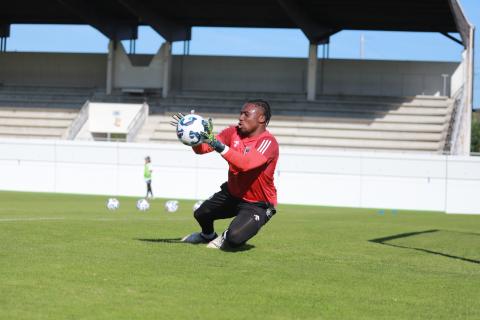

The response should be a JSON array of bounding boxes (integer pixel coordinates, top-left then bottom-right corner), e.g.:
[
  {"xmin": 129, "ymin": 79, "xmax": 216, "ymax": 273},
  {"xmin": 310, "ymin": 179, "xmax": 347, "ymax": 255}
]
[
  {"xmin": 162, "ymin": 42, "xmax": 172, "ymax": 98},
  {"xmin": 463, "ymin": 26, "xmax": 475, "ymax": 154},
  {"xmin": 118, "ymin": 0, "xmax": 191, "ymax": 42},
  {"xmin": 307, "ymin": 43, "xmax": 318, "ymax": 101},
  {"xmin": 106, "ymin": 40, "xmax": 116, "ymax": 95},
  {"xmin": 56, "ymin": 0, "xmax": 137, "ymax": 41}
]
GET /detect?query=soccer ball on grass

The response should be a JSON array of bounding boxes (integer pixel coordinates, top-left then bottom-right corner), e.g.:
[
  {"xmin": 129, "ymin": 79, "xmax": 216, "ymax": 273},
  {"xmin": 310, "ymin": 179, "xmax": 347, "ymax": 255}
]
[
  {"xmin": 106, "ymin": 198, "xmax": 120, "ymax": 210},
  {"xmin": 165, "ymin": 200, "xmax": 179, "ymax": 213},
  {"xmin": 136, "ymin": 198, "xmax": 150, "ymax": 211}
]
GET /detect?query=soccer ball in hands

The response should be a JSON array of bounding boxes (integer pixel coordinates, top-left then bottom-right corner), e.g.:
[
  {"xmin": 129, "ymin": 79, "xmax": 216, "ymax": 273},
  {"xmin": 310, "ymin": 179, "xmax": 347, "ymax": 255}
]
[
  {"xmin": 106, "ymin": 198, "xmax": 119, "ymax": 210},
  {"xmin": 176, "ymin": 114, "xmax": 206, "ymax": 146},
  {"xmin": 136, "ymin": 199, "xmax": 150, "ymax": 211},
  {"xmin": 165, "ymin": 200, "xmax": 179, "ymax": 213}
]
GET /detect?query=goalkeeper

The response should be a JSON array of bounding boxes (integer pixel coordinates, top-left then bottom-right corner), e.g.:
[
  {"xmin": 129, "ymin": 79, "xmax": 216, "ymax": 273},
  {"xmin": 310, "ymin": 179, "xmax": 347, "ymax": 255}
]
[{"xmin": 171, "ymin": 99, "xmax": 279, "ymax": 250}]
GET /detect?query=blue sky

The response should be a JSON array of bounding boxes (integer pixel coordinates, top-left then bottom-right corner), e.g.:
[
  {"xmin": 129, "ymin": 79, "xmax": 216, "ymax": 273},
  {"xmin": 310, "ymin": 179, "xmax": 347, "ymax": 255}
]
[{"xmin": 3, "ymin": 0, "xmax": 479, "ymax": 107}]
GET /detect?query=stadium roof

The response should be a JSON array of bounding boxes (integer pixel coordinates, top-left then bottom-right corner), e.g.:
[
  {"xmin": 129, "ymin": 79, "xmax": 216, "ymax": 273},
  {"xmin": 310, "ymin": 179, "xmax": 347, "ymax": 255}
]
[{"xmin": 0, "ymin": 0, "xmax": 473, "ymax": 47}]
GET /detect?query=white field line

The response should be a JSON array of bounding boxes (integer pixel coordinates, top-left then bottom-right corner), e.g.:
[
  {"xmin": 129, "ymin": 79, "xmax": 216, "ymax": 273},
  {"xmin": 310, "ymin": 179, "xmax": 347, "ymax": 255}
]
[
  {"xmin": 0, "ymin": 216, "xmax": 189, "ymax": 222},
  {"xmin": 0, "ymin": 217, "xmax": 67, "ymax": 222}
]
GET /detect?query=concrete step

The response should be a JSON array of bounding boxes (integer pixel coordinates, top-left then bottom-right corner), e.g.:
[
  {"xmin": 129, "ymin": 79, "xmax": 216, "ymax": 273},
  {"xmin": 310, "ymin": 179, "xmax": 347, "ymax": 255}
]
[
  {"xmin": 148, "ymin": 132, "xmax": 440, "ymax": 151},
  {"xmin": 160, "ymin": 95, "xmax": 452, "ymax": 109},
  {"xmin": 0, "ymin": 96, "xmax": 86, "ymax": 104},
  {"xmin": 0, "ymin": 134, "xmax": 62, "ymax": 140},
  {"xmin": 265, "ymin": 128, "xmax": 441, "ymax": 141},
  {"xmin": 156, "ymin": 112, "xmax": 448, "ymax": 125},
  {"xmin": 159, "ymin": 104, "xmax": 451, "ymax": 118},
  {"xmin": 151, "ymin": 127, "xmax": 441, "ymax": 142},
  {"xmin": 0, "ymin": 101, "xmax": 84, "ymax": 109},
  {"xmin": 152, "ymin": 115, "xmax": 447, "ymax": 133},
  {"xmin": 0, "ymin": 85, "xmax": 94, "ymax": 93},
  {"xmin": 0, "ymin": 126, "xmax": 65, "ymax": 136},
  {"xmin": 134, "ymin": 116, "xmax": 164, "ymax": 142},
  {"xmin": 275, "ymin": 136, "xmax": 440, "ymax": 151},
  {"xmin": 156, "ymin": 103, "xmax": 451, "ymax": 119},
  {"xmin": 0, "ymin": 109, "xmax": 78, "ymax": 119},
  {"xmin": 0, "ymin": 93, "xmax": 93, "ymax": 101},
  {"xmin": 172, "ymin": 90, "xmax": 451, "ymax": 103},
  {"xmin": 0, "ymin": 118, "xmax": 72, "ymax": 127}
]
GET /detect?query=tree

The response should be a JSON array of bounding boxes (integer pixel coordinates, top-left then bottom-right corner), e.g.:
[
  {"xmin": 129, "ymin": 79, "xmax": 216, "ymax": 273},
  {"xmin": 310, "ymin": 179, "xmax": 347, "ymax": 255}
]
[{"xmin": 472, "ymin": 111, "xmax": 480, "ymax": 153}]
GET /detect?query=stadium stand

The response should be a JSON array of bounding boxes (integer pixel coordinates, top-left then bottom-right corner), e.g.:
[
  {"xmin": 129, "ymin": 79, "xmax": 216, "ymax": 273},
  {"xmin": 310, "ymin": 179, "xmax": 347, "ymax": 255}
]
[
  {"xmin": 0, "ymin": 83, "xmax": 455, "ymax": 152},
  {"xmin": 0, "ymin": 0, "xmax": 473, "ymax": 155},
  {"xmin": 0, "ymin": 85, "xmax": 95, "ymax": 139},
  {"xmin": 0, "ymin": 107, "xmax": 78, "ymax": 139},
  {"xmin": 137, "ymin": 91, "xmax": 453, "ymax": 153},
  {"xmin": 0, "ymin": 85, "xmax": 94, "ymax": 109}
]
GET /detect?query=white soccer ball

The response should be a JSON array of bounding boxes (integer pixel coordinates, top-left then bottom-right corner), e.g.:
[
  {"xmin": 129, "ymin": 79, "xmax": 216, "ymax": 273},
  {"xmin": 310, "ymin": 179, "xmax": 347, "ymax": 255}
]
[
  {"xmin": 176, "ymin": 113, "xmax": 206, "ymax": 146},
  {"xmin": 106, "ymin": 198, "xmax": 119, "ymax": 210},
  {"xmin": 136, "ymin": 198, "xmax": 150, "ymax": 211},
  {"xmin": 193, "ymin": 200, "xmax": 203, "ymax": 212},
  {"xmin": 165, "ymin": 200, "xmax": 179, "ymax": 213}
]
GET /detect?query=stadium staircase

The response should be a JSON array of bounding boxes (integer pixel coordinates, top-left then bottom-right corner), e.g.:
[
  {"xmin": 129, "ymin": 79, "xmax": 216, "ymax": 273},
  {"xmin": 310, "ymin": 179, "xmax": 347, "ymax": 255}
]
[
  {"xmin": 0, "ymin": 85, "xmax": 94, "ymax": 139},
  {"xmin": 135, "ymin": 91, "xmax": 454, "ymax": 153}
]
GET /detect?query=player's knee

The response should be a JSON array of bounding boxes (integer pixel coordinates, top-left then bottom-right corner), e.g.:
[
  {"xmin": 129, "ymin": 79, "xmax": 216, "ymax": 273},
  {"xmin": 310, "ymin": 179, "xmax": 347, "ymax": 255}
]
[
  {"xmin": 193, "ymin": 206, "xmax": 209, "ymax": 221},
  {"xmin": 225, "ymin": 229, "xmax": 245, "ymax": 248}
]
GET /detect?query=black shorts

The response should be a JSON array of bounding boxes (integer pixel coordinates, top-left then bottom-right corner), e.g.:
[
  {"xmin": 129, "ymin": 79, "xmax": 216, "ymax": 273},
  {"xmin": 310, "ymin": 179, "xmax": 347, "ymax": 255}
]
[{"xmin": 194, "ymin": 183, "xmax": 276, "ymax": 246}]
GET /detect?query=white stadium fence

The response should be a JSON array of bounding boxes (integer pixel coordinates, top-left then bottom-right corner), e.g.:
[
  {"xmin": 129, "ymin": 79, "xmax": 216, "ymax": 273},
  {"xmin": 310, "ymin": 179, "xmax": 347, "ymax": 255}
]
[{"xmin": 0, "ymin": 138, "xmax": 478, "ymax": 214}]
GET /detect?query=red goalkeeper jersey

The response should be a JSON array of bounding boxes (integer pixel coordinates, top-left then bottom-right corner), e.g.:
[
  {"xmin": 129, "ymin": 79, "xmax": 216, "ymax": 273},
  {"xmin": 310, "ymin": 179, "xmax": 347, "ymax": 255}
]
[{"xmin": 193, "ymin": 126, "xmax": 279, "ymax": 206}]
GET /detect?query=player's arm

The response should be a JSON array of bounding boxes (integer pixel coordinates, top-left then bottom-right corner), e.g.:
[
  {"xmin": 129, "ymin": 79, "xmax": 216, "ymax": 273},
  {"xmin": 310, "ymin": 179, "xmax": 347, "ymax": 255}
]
[
  {"xmin": 201, "ymin": 125, "xmax": 272, "ymax": 172},
  {"xmin": 221, "ymin": 147, "xmax": 268, "ymax": 172}
]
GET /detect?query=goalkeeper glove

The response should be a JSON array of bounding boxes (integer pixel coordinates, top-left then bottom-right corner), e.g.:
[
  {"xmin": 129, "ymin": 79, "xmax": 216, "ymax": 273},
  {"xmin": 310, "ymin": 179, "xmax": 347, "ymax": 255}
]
[
  {"xmin": 170, "ymin": 109, "xmax": 197, "ymax": 127},
  {"xmin": 200, "ymin": 118, "xmax": 225, "ymax": 153}
]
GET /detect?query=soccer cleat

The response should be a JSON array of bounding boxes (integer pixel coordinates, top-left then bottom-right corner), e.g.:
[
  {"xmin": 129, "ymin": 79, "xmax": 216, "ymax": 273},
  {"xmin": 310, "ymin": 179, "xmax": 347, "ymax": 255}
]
[
  {"xmin": 181, "ymin": 232, "xmax": 216, "ymax": 244},
  {"xmin": 206, "ymin": 231, "xmax": 226, "ymax": 249}
]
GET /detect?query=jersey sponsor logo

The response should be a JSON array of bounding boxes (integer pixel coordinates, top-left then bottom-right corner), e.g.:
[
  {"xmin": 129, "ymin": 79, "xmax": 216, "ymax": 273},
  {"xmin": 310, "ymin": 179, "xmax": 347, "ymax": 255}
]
[
  {"xmin": 233, "ymin": 140, "xmax": 239, "ymax": 147},
  {"xmin": 257, "ymin": 139, "xmax": 272, "ymax": 154}
]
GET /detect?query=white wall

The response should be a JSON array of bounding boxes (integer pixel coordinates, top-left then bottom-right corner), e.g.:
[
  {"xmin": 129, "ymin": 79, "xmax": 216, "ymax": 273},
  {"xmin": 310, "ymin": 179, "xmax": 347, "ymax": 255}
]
[
  {"xmin": 88, "ymin": 102, "xmax": 144, "ymax": 134},
  {"xmin": 0, "ymin": 52, "xmax": 458, "ymax": 97},
  {"xmin": 172, "ymin": 55, "xmax": 458, "ymax": 97},
  {"xmin": 0, "ymin": 52, "xmax": 106, "ymax": 87},
  {"xmin": 320, "ymin": 59, "xmax": 458, "ymax": 96},
  {"xmin": 0, "ymin": 139, "xmax": 478, "ymax": 214}
]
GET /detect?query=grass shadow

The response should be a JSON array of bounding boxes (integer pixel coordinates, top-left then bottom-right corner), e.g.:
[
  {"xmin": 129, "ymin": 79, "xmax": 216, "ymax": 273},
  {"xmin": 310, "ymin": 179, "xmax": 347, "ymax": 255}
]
[
  {"xmin": 135, "ymin": 238, "xmax": 256, "ymax": 252},
  {"xmin": 136, "ymin": 238, "xmax": 183, "ymax": 244},
  {"xmin": 222, "ymin": 244, "xmax": 255, "ymax": 253},
  {"xmin": 369, "ymin": 229, "xmax": 480, "ymax": 265}
]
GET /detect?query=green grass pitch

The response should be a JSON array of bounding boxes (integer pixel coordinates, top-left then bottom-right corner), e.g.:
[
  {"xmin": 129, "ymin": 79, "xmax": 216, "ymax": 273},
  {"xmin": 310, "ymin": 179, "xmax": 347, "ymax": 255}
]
[{"xmin": 0, "ymin": 191, "xmax": 479, "ymax": 319}]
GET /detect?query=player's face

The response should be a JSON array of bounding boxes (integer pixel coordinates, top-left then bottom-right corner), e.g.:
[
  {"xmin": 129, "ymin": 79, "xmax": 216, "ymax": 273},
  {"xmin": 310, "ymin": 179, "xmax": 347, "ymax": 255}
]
[{"xmin": 237, "ymin": 103, "xmax": 266, "ymax": 137}]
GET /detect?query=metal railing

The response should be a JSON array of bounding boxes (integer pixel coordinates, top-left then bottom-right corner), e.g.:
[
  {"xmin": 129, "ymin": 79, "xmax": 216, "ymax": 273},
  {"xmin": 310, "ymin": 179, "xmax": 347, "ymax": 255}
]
[
  {"xmin": 63, "ymin": 100, "xmax": 90, "ymax": 140},
  {"xmin": 126, "ymin": 102, "xmax": 149, "ymax": 142}
]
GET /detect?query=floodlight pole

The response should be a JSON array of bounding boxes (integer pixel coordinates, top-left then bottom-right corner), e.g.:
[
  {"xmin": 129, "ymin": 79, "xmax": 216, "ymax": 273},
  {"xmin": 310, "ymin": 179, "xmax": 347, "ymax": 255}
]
[{"xmin": 307, "ymin": 43, "xmax": 318, "ymax": 101}]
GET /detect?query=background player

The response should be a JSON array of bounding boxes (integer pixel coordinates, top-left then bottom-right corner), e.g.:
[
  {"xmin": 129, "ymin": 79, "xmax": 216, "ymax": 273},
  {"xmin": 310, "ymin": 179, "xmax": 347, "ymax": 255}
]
[{"xmin": 144, "ymin": 156, "xmax": 153, "ymax": 199}]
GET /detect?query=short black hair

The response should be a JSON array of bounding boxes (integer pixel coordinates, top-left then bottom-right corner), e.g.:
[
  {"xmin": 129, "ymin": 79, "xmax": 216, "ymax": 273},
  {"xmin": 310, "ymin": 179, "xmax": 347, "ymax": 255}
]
[{"xmin": 246, "ymin": 99, "xmax": 272, "ymax": 125}]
